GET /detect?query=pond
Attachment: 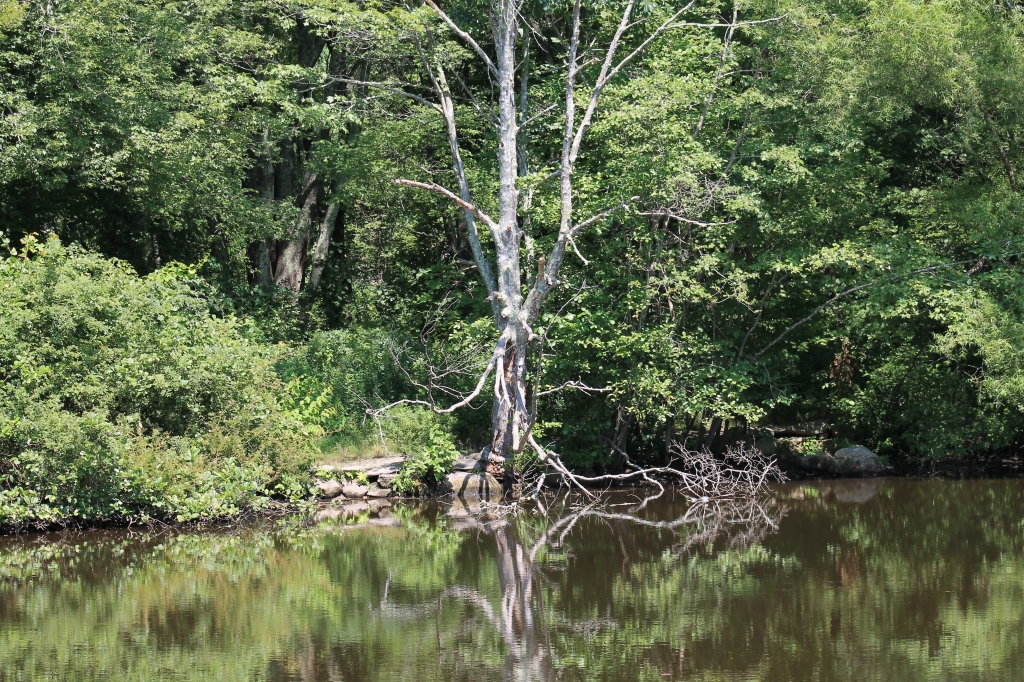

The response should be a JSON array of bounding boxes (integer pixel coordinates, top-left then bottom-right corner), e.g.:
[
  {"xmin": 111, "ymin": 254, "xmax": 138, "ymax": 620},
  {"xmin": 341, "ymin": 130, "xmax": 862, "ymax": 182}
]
[{"xmin": 1, "ymin": 478, "xmax": 1023, "ymax": 681}]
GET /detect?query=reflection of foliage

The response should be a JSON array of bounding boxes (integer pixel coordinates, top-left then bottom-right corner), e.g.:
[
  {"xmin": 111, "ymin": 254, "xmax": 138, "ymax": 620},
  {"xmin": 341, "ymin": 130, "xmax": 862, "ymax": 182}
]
[{"xmin": 1, "ymin": 482, "xmax": 1023, "ymax": 680}]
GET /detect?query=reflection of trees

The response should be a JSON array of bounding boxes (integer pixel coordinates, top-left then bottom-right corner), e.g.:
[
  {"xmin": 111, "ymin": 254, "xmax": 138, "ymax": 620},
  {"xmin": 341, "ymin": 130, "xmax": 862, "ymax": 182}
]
[
  {"xmin": 441, "ymin": 520, "xmax": 554, "ymax": 682},
  {"xmin": 426, "ymin": 490, "xmax": 785, "ymax": 681},
  {"xmin": 6, "ymin": 481, "xmax": 1024, "ymax": 680}
]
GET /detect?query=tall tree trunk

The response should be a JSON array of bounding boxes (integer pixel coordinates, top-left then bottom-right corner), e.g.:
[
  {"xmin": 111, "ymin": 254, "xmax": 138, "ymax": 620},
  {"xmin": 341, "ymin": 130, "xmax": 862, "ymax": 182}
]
[
  {"xmin": 399, "ymin": 0, "xmax": 670, "ymax": 474},
  {"xmin": 308, "ymin": 200, "xmax": 340, "ymax": 292},
  {"xmin": 274, "ymin": 169, "xmax": 318, "ymax": 293},
  {"xmin": 488, "ymin": 0, "xmax": 525, "ymax": 460},
  {"xmin": 268, "ymin": 19, "xmax": 328, "ymax": 295}
]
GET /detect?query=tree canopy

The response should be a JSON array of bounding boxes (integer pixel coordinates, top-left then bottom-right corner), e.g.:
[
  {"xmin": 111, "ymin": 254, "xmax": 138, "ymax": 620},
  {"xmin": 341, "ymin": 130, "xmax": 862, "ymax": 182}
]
[{"xmin": 3, "ymin": 0, "xmax": 1024, "ymax": 481}]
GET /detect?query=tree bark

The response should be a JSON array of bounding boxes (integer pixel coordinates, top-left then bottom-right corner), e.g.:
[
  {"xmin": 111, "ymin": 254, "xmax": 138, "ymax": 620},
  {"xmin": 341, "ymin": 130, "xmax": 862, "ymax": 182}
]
[
  {"xmin": 398, "ymin": 0, "xmax": 700, "ymax": 470},
  {"xmin": 274, "ymin": 170, "xmax": 318, "ymax": 293},
  {"xmin": 308, "ymin": 201, "xmax": 340, "ymax": 292},
  {"xmin": 487, "ymin": 0, "xmax": 526, "ymax": 459},
  {"xmin": 267, "ymin": 18, "xmax": 328, "ymax": 295}
]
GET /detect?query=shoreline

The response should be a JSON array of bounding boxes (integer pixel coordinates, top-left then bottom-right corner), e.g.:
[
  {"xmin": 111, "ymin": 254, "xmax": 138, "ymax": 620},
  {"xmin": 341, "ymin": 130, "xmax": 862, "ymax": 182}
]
[{"xmin": 4, "ymin": 459, "xmax": 1024, "ymax": 536}]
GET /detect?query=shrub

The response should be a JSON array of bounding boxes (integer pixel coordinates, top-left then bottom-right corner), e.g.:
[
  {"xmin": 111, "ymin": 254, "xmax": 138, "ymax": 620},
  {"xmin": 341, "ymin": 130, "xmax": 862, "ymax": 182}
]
[
  {"xmin": 390, "ymin": 427, "xmax": 460, "ymax": 495},
  {"xmin": 280, "ymin": 329, "xmax": 455, "ymax": 455},
  {"xmin": 0, "ymin": 235, "xmax": 316, "ymax": 527}
]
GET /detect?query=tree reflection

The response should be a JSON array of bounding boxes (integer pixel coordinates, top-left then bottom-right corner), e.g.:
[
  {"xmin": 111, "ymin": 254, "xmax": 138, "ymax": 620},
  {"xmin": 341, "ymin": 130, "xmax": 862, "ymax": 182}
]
[
  {"xmin": 7, "ymin": 480, "xmax": 1024, "ymax": 681},
  {"xmin": 428, "ymin": 489, "xmax": 785, "ymax": 681}
]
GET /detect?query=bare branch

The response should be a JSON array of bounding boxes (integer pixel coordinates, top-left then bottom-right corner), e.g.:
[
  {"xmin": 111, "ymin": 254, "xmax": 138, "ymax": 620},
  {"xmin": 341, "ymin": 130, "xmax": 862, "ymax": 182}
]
[
  {"xmin": 570, "ymin": 0, "xmax": 699, "ymax": 165},
  {"xmin": 393, "ymin": 179, "xmax": 499, "ymax": 230},
  {"xmin": 535, "ymin": 380, "xmax": 611, "ymax": 397},
  {"xmin": 527, "ymin": 434, "xmax": 596, "ymax": 499},
  {"xmin": 668, "ymin": 17, "xmax": 786, "ymax": 29},
  {"xmin": 456, "ymin": 72, "xmax": 499, "ymax": 128},
  {"xmin": 638, "ymin": 211, "xmax": 737, "ymax": 227},
  {"xmin": 413, "ymin": 33, "xmax": 502, "ymax": 323},
  {"xmin": 694, "ymin": 5, "xmax": 738, "ymax": 138},
  {"xmin": 368, "ymin": 335, "xmax": 506, "ymax": 417},
  {"xmin": 558, "ymin": 444, "xmax": 785, "ymax": 501},
  {"xmin": 571, "ymin": 197, "xmax": 639, "ymax": 235},
  {"xmin": 521, "ymin": 103, "xmax": 557, "ymax": 128}
]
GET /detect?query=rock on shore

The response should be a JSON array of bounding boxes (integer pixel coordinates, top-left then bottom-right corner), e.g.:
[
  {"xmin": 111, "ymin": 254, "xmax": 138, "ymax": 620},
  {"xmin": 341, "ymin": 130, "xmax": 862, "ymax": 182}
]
[
  {"xmin": 833, "ymin": 446, "xmax": 885, "ymax": 476},
  {"xmin": 442, "ymin": 471, "xmax": 502, "ymax": 498},
  {"xmin": 794, "ymin": 445, "xmax": 885, "ymax": 477}
]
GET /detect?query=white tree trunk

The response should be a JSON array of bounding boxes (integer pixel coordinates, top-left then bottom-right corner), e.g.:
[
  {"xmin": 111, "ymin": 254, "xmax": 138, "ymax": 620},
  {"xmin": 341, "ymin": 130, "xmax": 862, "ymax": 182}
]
[{"xmin": 393, "ymin": 0, "xmax": 709, "ymax": 471}]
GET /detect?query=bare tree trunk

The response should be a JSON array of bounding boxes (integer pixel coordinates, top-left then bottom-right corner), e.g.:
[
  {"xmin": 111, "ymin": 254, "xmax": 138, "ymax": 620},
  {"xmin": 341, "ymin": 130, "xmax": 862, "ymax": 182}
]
[
  {"xmin": 392, "ymin": 0, "xmax": 707, "ymax": 478},
  {"xmin": 274, "ymin": 169, "xmax": 318, "ymax": 293},
  {"xmin": 488, "ymin": 0, "xmax": 525, "ymax": 460},
  {"xmin": 308, "ymin": 201, "xmax": 340, "ymax": 292}
]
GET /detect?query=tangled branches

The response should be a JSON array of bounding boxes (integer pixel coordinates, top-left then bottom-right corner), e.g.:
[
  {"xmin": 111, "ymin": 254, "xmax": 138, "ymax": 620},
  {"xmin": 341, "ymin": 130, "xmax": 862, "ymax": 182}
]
[
  {"xmin": 522, "ymin": 442, "xmax": 785, "ymax": 502},
  {"xmin": 669, "ymin": 443, "xmax": 786, "ymax": 500}
]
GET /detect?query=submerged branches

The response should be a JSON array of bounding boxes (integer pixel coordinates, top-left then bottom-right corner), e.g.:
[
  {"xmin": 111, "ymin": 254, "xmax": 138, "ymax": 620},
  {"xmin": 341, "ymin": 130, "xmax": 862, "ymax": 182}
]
[{"xmin": 518, "ymin": 440, "xmax": 785, "ymax": 507}]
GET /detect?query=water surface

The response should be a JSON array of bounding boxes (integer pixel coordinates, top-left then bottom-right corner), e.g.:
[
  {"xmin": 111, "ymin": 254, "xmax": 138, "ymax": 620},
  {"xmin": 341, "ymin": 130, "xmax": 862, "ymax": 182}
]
[{"xmin": 1, "ymin": 478, "xmax": 1023, "ymax": 681}]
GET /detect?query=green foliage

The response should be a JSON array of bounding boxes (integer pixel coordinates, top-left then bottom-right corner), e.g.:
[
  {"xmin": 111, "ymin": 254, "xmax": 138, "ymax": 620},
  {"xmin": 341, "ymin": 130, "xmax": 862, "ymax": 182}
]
[
  {"xmin": 3, "ymin": 0, "xmax": 1024, "ymax": 473},
  {"xmin": 280, "ymin": 330, "xmax": 459, "ymax": 456},
  {"xmin": 391, "ymin": 427, "xmax": 460, "ymax": 495},
  {"xmin": 0, "ymin": 0, "xmax": 24, "ymax": 31},
  {"xmin": 0, "ymin": 235, "xmax": 317, "ymax": 526}
]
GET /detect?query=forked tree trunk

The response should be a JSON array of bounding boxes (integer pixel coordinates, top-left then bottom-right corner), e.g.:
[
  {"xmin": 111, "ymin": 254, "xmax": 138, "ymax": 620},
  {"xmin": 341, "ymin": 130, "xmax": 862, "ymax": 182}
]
[
  {"xmin": 307, "ymin": 201, "xmax": 340, "ymax": 292},
  {"xmin": 274, "ymin": 170, "xmax": 318, "ymax": 294},
  {"xmin": 396, "ymin": 0, "xmax": 698, "ymax": 472}
]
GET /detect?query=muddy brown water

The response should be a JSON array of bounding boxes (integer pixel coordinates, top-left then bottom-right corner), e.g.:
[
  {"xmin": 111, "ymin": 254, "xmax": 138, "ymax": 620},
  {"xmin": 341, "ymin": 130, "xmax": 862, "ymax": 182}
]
[{"xmin": 1, "ymin": 478, "xmax": 1023, "ymax": 681}]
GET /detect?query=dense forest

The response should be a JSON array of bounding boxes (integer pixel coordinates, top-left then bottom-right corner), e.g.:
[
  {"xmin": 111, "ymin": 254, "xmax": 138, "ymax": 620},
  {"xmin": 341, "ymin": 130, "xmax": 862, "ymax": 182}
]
[{"xmin": 2, "ymin": 0, "xmax": 1024, "ymax": 524}]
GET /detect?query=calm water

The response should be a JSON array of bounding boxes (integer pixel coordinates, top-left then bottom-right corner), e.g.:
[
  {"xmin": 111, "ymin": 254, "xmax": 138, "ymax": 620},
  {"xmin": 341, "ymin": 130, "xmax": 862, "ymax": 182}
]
[{"xmin": 1, "ymin": 478, "xmax": 1023, "ymax": 681}]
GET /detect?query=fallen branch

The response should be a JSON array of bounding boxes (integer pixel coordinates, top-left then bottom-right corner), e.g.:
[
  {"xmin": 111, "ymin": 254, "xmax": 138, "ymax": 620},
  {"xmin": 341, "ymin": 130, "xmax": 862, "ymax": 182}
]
[{"xmin": 521, "ymin": 441, "xmax": 784, "ymax": 503}]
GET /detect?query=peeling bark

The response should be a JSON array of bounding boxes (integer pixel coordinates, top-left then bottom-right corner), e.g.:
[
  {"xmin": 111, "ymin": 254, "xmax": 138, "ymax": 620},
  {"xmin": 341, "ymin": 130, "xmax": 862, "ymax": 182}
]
[{"xmin": 394, "ymin": 0, "xmax": 706, "ymax": 470}]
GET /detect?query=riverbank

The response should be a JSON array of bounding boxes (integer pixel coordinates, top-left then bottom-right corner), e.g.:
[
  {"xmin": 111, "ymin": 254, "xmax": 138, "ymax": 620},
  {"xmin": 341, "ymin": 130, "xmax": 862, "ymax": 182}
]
[{"xmin": 4, "ymin": 439, "xmax": 1023, "ymax": 536}]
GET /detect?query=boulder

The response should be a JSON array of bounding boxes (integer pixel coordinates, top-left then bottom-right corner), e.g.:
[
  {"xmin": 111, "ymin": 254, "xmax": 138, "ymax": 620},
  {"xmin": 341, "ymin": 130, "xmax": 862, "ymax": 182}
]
[
  {"xmin": 341, "ymin": 482, "xmax": 369, "ymax": 499},
  {"xmin": 442, "ymin": 471, "xmax": 502, "ymax": 498},
  {"xmin": 833, "ymin": 446, "xmax": 885, "ymax": 476},
  {"xmin": 315, "ymin": 479, "xmax": 345, "ymax": 498},
  {"xmin": 451, "ymin": 456, "xmax": 483, "ymax": 471},
  {"xmin": 376, "ymin": 473, "xmax": 394, "ymax": 489},
  {"xmin": 366, "ymin": 484, "xmax": 391, "ymax": 499},
  {"xmin": 452, "ymin": 452, "xmax": 506, "ymax": 472},
  {"xmin": 364, "ymin": 460, "xmax": 404, "ymax": 480},
  {"xmin": 799, "ymin": 452, "xmax": 835, "ymax": 474}
]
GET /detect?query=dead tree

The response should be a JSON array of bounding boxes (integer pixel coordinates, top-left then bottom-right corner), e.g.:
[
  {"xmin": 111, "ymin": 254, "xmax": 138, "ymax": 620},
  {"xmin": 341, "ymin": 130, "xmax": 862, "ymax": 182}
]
[{"xmin": 357, "ymin": 0, "xmax": 781, "ymax": 487}]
